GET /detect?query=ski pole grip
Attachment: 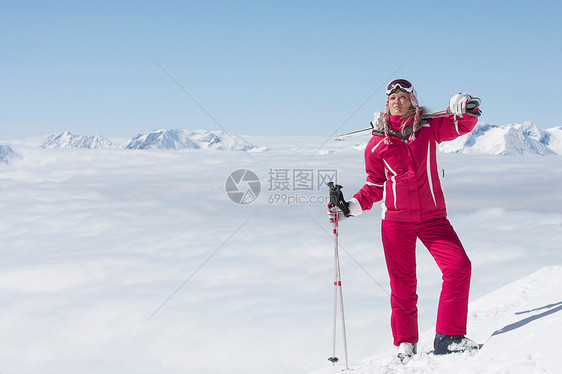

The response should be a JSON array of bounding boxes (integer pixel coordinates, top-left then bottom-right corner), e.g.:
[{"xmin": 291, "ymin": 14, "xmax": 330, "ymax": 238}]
[{"xmin": 327, "ymin": 182, "xmax": 350, "ymax": 217}]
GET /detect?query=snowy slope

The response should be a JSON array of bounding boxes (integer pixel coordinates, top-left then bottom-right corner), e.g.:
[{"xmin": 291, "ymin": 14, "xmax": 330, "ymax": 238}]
[
  {"xmin": 310, "ymin": 266, "xmax": 562, "ymax": 374},
  {"xmin": 439, "ymin": 122, "xmax": 558, "ymax": 155},
  {"xmin": 467, "ymin": 266, "xmax": 561, "ymax": 373},
  {"xmin": 42, "ymin": 131, "xmax": 115, "ymax": 149}
]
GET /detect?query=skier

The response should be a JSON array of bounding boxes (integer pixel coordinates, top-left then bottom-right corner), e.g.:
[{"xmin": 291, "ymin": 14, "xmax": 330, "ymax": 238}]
[{"xmin": 328, "ymin": 79, "xmax": 480, "ymax": 362}]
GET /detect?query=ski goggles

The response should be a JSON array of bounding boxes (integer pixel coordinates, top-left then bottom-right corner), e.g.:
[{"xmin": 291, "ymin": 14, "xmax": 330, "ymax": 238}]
[{"xmin": 386, "ymin": 79, "xmax": 414, "ymax": 95}]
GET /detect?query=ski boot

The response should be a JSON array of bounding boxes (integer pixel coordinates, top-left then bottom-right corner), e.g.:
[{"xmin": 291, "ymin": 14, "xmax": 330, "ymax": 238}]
[
  {"xmin": 433, "ymin": 333, "xmax": 478, "ymax": 355},
  {"xmin": 397, "ymin": 342, "xmax": 417, "ymax": 363}
]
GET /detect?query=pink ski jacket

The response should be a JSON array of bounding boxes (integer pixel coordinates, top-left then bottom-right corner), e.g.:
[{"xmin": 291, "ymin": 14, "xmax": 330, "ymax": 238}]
[{"xmin": 352, "ymin": 114, "xmax": 478, "ymax": 223}]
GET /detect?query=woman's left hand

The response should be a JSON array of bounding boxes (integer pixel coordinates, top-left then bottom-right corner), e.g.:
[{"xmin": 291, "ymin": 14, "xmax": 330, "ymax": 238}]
[{"xmin": 448, "ymin": 93, "xmax": 473, "ymax": 118}]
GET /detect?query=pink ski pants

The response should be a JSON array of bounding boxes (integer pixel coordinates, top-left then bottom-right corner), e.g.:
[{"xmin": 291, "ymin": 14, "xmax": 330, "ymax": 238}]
[{"xmin": 381, "ymin": 218, "xmax": 471, "ymax": 346}]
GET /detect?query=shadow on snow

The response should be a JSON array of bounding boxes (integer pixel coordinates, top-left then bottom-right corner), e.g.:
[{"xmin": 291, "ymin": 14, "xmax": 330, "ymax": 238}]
[{"xmin": 491, "ymin": 301, "xmax": 562, "ymax": 337}]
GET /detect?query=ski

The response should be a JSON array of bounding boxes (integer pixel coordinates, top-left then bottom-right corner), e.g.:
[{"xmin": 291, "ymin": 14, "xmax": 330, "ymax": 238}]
[{"xmin": 334, "ymin": 99, "xmax": 481, "ymax": 141}]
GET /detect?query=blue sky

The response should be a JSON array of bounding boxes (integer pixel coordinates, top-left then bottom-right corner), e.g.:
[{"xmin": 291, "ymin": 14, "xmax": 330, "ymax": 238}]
[{"xmin": 1, "ymin": 0, "xmax": 561, "ymax": 140}]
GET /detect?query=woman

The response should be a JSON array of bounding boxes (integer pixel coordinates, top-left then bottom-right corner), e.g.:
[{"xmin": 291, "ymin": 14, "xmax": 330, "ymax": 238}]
[{"xmin": 329, "ymin": 79, "xmax": 480, "ymax": 362}]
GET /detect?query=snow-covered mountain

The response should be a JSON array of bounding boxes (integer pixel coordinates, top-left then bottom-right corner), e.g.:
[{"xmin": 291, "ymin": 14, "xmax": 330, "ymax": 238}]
[
  {"xmin": 545, "ymin": 126, "xmax": 562, "ymax": 154},
  {"xmin": 0, "ymin": 144, "xmax": 20, "ymax": 163},
  {"xmin": 37, "ymin": 129, "xmax": 259, "ymax": 152},
  {"xmin": 440, "ymin": 122, "xmax": 560, "ymax": 155},
  {"xmin": 42, "ymin": 131, "xmax": 115, "ymax": 149},
  {"xmin": 123, "ymin": 129, "xmax": 198, "ymax": 150},
  {"xmin": 124, "ymin": 129, "xmax": 257, "ymax": 151},
  {"xmin": 18, "ymin": 123, "xmax": 562, "ymax": 156}
]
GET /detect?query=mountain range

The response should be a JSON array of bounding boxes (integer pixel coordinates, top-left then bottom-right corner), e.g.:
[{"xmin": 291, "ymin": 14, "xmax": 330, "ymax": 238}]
[
  {"xmin": 39, "ymin": 129, "xmax": 257, "ymax": 152},
  {"xmin": 2, "ymin": 123, "xmax": 561, "ymax": 159},
  {"xmin": 123, "ymin": 129, "xmax": 256, "ymax": 151},
  {"xmin": 42, "ymin": 131, "xmax": 116, "ymax": 149},
  {"xmin": 439, "ymin": 121, "xmax": 561, "ymax": 155}
]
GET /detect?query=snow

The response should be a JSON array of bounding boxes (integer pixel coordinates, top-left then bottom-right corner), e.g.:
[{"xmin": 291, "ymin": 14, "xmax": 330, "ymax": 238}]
[
  {"xmin": 0, "ymin": 134, "xmax": 560, "ymax": 374},
  {"xmin": 311, "ymin": 266, "xmax": 562, "ymax": 374}
]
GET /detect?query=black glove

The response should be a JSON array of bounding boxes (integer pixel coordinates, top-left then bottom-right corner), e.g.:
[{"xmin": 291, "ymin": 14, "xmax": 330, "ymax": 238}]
[{"xmin": 327, "ymin": 182, "xmax": 351, "ymax": 217}]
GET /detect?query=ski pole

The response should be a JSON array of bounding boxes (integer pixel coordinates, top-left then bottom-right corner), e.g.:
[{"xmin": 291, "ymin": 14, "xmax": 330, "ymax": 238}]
[{"xmin": 327, "ymin": 183, "xmax": 349, "ymax": 369}]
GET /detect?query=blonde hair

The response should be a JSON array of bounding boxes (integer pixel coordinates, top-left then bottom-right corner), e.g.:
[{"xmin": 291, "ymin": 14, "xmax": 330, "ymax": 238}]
[
  {"xmin": 382, "ymin": 89, "xmax": 428, "ymax": 143},
  {"xmin": 384, "ymin": 105, "xmax": 428, "ymax": 132}
]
